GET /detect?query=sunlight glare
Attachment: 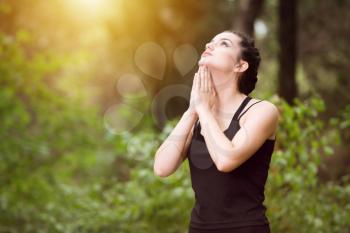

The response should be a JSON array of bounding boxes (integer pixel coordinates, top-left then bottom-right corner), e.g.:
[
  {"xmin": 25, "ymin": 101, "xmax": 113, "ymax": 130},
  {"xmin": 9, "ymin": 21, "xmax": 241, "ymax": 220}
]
[{"xmin": 66, "ymin": 0, "xmax": 113, "ymax": 19}]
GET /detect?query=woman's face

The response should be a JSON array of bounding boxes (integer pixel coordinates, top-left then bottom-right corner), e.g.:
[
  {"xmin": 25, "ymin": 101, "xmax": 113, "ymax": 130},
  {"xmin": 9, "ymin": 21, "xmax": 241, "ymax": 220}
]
[{"xmin": 198, "ymin": 32, "xmax": 242, "ymax": 72}]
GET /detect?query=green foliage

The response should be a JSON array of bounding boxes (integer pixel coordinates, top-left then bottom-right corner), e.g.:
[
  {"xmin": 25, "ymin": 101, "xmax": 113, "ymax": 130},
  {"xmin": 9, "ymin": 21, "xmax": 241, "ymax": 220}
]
[
  {"xmin": 0, "ymin": 31, "xmax": 106, "ymax": 232},
  {"xmin": 330, "ymin": 105, "xmax": 350, "ymax": 141},
  {"xmin": 266, "ymin": 95, "xmax": 350, "ymax": 233},
  {"xmin": 0, "ymin": 30, "xmax": 193, "ymax": 232},
  {"xmin": 1, "ymin": 31, "xmax": 350, "ymax": 233}
]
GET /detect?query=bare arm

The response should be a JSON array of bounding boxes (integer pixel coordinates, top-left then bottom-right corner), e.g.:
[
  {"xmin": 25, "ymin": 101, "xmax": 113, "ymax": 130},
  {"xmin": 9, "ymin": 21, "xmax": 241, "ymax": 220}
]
[
  {"xmin": 199, "ymin": 101, "xmax": 279, "ymax": 172},
  {"xmin": 153, "ymin": 110, "xmax": 198, "ymax": 177}
]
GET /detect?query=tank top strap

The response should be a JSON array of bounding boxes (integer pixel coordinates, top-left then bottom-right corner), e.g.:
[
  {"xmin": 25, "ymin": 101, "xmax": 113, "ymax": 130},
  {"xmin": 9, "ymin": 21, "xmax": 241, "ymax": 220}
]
[
  {"xmin": 232, "ymin": 96, "xmax": 252, "ymax": 120},
  {"xmin": 237, "ymin": 99, "xmax": 264, "ymax": 120},
  {"xmin": 195, "ymin": 95, "xmax": 251, "ymax": 134}
]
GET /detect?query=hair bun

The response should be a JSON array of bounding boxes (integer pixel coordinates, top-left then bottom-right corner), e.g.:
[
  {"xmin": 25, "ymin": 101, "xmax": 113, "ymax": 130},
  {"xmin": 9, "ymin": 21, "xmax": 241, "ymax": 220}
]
[{"xmin": 227, "ymin": 30, "xmax": 261, "ymax": 95}]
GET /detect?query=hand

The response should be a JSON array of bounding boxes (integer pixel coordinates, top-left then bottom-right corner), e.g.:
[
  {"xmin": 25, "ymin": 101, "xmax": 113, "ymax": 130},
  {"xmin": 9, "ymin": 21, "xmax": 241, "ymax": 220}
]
[
  {"xmin": 190, "ymin": 65, "xmax": 217, "ymax": 116},
  {"xmin": 188, "ymin": 70, "xmax": 198, "ymax": 117}
]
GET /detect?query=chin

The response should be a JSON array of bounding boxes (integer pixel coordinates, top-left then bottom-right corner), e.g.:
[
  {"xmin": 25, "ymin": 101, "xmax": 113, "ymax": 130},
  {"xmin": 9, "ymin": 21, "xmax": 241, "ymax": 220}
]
[
  {"xmin": 198, "ymin": 58, "xmax": 208, "ymax": 66},
  {"xmin": 198, "ymin": 58, "xmax": 215, "ymax": 68},
  {"xmin": 198, "ymin": 57, "xmax": 233, "ymax": 73},
  {"xmin": 198, "ymin": 61, "xmax": 227, "ymax": 71}
]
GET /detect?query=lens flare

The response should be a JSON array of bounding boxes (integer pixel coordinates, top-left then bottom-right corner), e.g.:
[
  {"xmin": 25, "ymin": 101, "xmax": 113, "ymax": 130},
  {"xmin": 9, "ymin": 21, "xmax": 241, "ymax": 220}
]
[{"xmin": 65, "ymin": 0, "xmax": 113, "ymax": 19}]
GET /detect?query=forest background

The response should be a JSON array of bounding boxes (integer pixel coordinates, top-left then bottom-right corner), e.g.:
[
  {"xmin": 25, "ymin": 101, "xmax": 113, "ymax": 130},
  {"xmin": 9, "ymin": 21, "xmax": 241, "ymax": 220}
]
[{"xmin": 1, "ymin": 0, "xmax": 350, "ymax": 232}]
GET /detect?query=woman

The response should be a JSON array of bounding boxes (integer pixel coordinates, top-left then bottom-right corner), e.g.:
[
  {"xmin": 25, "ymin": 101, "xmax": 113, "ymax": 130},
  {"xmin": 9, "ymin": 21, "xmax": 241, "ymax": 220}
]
[{"xmin": 153, "ymin": 30, "xmax": 279, "ymax": 233}]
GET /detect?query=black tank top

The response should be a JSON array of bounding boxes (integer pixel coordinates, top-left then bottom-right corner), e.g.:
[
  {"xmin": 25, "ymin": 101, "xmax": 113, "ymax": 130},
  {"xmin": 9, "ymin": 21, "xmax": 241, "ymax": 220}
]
[{"xmin": 187, "ymin": 95, "xmax": 276, "ymax": 230}]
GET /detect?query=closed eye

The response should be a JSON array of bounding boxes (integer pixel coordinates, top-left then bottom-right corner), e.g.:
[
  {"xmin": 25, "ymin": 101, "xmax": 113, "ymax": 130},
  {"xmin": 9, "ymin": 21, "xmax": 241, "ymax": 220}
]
[
  {"xmin": 221, "ymin": 41, "xmax": 229, "ymax": 47},
  {"xmin": 205, "ymin": 40, "xmax": 231, "ymax": 49}
]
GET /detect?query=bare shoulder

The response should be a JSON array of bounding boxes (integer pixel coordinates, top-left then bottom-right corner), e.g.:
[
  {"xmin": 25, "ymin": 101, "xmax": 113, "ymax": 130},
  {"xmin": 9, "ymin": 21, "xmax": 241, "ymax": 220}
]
[
  {"xmin": 257, "ymin": 99, "xmax": 279, "ymax": 117},
  {"xmin": 241, "ymin": 98, "xmax": 280, "ymax": 123}
]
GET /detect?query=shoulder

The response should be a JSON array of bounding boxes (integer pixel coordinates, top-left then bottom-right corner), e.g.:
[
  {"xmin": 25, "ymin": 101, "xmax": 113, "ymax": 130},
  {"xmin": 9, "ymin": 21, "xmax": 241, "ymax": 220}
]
[
  {"xmin": 241, "ymin": 98, "xmax": 279, "ymax": 124},
  {"xmin": 256, "ymin": 99, "xmax": 279, "ymax": 117}
]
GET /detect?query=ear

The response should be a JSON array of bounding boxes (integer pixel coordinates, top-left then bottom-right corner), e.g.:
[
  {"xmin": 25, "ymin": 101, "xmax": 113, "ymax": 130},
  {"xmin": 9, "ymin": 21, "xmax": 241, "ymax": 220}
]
[{"xmin": 233, "ymin": 61, "xmax": 249, "ymax": 73}]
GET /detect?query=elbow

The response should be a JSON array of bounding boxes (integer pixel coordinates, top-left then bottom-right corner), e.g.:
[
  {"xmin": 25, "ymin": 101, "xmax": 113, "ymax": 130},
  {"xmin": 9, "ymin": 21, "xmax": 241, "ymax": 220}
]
[
  {"xmin": 154, "ymin": 167, "xmax": 168, "ymax": 178},
  {"xmin": 153, "ymin": 163, "xmax": 170, "ymax": 178},
  {"xmin": 217, "ymin": 164, "xmax": 229, "ymax": 173},
  {"xmin": 216, "ymin": 157, "xmax": 237, "ymax": 173},
  {"xmin": 215, "ymin": 158, "xmax": 227, "ymax": 172},
  {"xmin": 217, "ymin": 164, "xmax": 233, "ymax": 173}
]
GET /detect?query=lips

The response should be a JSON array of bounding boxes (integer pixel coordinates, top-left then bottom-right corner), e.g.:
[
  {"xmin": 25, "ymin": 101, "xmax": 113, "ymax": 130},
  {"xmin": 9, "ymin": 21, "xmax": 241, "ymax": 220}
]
[{"xmin": 201, "ymin": 51, "xmax": 212, "ymax": 57}]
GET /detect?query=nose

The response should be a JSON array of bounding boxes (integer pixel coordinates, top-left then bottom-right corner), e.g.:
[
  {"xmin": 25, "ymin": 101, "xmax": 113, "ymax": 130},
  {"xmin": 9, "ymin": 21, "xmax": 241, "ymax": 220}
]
[{"xmin": 205, "ymin": 42, "xmax": 214, "ymax": 50}]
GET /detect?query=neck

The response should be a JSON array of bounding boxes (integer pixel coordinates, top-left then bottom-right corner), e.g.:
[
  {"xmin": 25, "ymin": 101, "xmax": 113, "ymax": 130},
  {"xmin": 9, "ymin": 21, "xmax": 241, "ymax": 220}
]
[{"xmin": 209, "ymin": 68, "xmax": 247, "ymax": 116}]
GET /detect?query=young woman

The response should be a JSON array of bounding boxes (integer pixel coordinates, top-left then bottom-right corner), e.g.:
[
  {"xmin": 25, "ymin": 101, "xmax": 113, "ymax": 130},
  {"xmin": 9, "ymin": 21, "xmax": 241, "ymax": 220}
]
[{"xmin": 153, "ymin": 30, "xmax": 279, "ymax": 233}]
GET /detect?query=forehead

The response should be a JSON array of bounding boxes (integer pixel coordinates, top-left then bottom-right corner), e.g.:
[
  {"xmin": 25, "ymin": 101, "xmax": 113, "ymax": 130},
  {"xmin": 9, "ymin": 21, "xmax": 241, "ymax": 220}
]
[{"xmin": 211, "ymin": 32, "xmax": 241, "ymax": 44}]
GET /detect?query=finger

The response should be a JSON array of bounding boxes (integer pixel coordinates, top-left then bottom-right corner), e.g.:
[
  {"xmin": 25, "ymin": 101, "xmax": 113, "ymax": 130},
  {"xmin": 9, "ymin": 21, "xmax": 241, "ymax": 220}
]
[
  {"xmin": 198, "ymin": 66, "xmax": 202, "ymax": 91},
  {"xmin": 209, "ymin": 69, "xmax": 215, "ymax": 94},
  {"xmin": 200, "ymin": 66, "xmax": 205, "ymax": 92},
  {"xmin": 203, "ymin": 66, "xmax": 207, "ymax": 92},
  {"xmin": 205, "ymin": 67, "xmax": 210, "ymax": 92},
  {"xmin": 202, "ymin": 66, "xmax": 206, "ymax": 92},
  {"xmin": 205, "ymin": 66, "xmax": 209, "ymax": 92},
  {"xmin": 207, "ymin": 67, "xmax": 211, "ymax": 92},
  {"xmin": 209, "ymin": 67, "xmax": 214, "ymax": 93},
  {"xmin": 193, "ymin": 72, "xmax": 197, "ymax": 89},
  {"xmin": 197, "ymin": 70, "xmax": 201, "ymax": 91},
  {"xmin": 194, "ymin": 72, "xmax": 199, "ymax": 91}
]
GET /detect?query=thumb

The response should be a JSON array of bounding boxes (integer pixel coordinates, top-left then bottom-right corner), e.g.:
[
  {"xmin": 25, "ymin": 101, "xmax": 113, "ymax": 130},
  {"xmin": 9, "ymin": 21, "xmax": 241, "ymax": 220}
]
[{"xmin": 212, "ymin": 87, "xmax": 216, "ymax": 96}]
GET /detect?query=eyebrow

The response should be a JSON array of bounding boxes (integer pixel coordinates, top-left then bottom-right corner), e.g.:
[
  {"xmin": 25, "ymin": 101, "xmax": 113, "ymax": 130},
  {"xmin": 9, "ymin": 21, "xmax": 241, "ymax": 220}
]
[{"xmin": 210, "ymin": 38, "xmax": 234, "ymax": 46}]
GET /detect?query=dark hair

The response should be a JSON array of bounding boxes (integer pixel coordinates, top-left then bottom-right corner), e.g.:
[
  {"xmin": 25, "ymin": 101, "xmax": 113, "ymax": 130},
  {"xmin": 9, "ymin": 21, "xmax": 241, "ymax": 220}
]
[{"xmin": 225, "ymin": 30, "xmax": 261, "ymax": 95}]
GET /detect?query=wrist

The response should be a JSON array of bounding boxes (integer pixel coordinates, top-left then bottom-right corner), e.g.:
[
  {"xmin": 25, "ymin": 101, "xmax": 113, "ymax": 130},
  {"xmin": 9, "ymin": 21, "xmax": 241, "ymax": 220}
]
[
  {"xmin": 184, "ymin": 108, "xmax": 198, "ymax": 119},
  {"xmin": 197, "ymin": 106, "xmax": 211, "ymax": 117}
]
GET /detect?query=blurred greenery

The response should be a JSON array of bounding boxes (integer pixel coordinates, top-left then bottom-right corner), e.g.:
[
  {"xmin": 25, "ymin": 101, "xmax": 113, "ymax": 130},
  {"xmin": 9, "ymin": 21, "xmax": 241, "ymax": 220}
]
[{"xmin": 1, "ymin": 0, "xmax": 350, "ymax": 232}]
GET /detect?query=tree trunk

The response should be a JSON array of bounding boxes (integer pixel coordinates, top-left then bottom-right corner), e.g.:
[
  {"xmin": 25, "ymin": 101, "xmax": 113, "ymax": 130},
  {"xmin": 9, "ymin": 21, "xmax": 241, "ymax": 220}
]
[
  {"xmin": 277, "ymin": 0, "xmax": 298, "ymax": 104},
  {"xmin": 232, "ymin": 0, "xmax": 265, "ymax": 37}
]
